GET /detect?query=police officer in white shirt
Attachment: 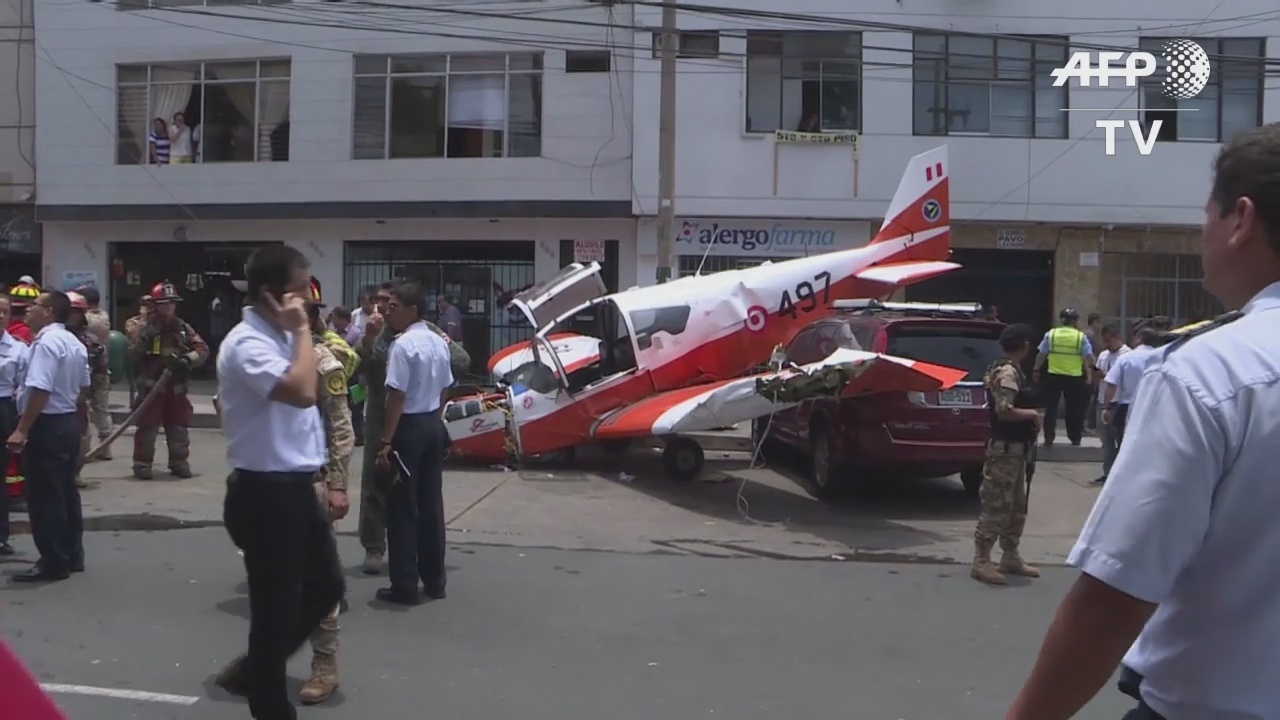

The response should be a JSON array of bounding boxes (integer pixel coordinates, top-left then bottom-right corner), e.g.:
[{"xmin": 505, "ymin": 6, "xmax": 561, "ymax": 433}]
[
  {"xmin": 212, "ymin": 246, "xmax": 344, "ymax": 720},
  {"xmin": 7, "ymin": 290, "xmax": 88, "ymax": 583},
  {"xmin": 0, "ymin": 293, "xmax": 30, "ymax": 556},
  {"xmin": 373, "ymin": 280, "xmax": 453, "ymax": 606},
  {"xmin": 1008, "ymin": 123, "xmax": 1280, "ymax": 719},
  {"xmin": 1099, "ymin": 326, "xmax": 1159, "ymax": 456}
]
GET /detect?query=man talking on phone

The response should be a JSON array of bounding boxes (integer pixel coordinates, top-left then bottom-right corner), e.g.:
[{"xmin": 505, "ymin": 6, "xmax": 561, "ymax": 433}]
[
  {"xmin": 374, "ymin": 281, "xmax": 453, "ymax": 606},
  {"xmin": 213, "ymin": 246, "xmax": 345, "ymax": 720}
]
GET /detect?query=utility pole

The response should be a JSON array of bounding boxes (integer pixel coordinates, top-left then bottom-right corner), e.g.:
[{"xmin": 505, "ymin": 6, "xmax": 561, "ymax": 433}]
[{"xmin": 655, "ymin": 0, "xmax": 677, "ymax": 283}]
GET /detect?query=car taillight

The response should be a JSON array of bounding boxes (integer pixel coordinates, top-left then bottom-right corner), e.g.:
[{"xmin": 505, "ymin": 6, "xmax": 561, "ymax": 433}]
[{"xmin": 872, "ymin": 328, "xmax": 888, "ymax": 352}]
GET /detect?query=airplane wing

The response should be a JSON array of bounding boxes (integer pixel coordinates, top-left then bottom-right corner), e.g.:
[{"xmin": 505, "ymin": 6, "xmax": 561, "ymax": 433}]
[{"xmin": 592, "ymin": 348, "xmax": 967, "ymax": 439}]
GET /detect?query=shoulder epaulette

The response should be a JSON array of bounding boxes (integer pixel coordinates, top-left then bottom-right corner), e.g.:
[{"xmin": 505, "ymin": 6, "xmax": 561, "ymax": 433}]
[{"xmin": 1151, "ymin": 310, "xmax": 1244, "ymax": 348}]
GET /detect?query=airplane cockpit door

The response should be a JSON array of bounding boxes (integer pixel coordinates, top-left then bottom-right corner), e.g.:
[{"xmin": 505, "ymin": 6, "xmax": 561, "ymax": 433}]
[
  {"xmin": 534, "ymin": 297, "xmax": 641, "ymax": 396},
  {"xmin": 508, "ymin": 262, "xmax": 608, "ymax": 331}
]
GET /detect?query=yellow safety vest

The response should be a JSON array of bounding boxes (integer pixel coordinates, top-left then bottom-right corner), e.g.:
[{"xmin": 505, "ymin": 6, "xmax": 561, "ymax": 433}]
[{"xmin": 1046, "ymin": 327, "xmax": 1085, "ymax": 376}]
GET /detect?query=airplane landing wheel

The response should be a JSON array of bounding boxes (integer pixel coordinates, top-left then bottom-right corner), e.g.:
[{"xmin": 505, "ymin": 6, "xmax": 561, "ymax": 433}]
[{"xmin": 662, "ymin": 437, "xmax": 704, "ymax": 482}]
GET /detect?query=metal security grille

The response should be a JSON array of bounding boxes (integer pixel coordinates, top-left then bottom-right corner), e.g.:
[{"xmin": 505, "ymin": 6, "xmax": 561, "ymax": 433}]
[
  {"xmin": 1115, "ymin": 253, "xmax": 1223, "ymax": 334},
  {"xmin": 343, "ymin": 241, "xmax": 536, "ymax": 376},
  {"xmin": 677, "ymin": 255, "xmax": 769, "ymax": 276}
]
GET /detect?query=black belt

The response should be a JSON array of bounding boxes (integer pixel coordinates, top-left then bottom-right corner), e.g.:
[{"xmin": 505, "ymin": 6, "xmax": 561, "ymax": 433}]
[
  {"xmin": 231, "ymin": 469, "xmax": 319, "ymax": 484},
  {"xmin": 1118, "ymin": 666, "xmax": 1167, "ymax": 720}
]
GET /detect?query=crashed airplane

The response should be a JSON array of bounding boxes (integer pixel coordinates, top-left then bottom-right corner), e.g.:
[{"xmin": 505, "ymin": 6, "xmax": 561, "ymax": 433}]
[{"xmin": 442, "ymin": 145, "xmax": 968, "ymax": 480}]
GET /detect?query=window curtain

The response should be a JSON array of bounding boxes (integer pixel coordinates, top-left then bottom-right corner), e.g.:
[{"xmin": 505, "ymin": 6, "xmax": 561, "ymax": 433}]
[
  {"xmin": 256, "ymin": 81, "xmax": 290, "ymax": 160},
  {"xmin": 447, "ymin": 74, "xmax": 506, "ymax": 130},
  {"xmin": 221, "ymin": 82, "xmax": 258, "ymax": 159},
  {"xmin": 149, "ymin": 66, "xmax": 196, "ymax": 128}
]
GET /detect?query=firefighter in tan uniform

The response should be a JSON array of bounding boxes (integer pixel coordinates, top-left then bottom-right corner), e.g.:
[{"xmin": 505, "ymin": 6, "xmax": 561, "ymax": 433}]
[
  {"xmin": 302, "ymin": 276, "xmax": 353, "ymax": 705},
  {"xmin": 128, "ymin": 281, "xmax": 209, "ymax": 479}
]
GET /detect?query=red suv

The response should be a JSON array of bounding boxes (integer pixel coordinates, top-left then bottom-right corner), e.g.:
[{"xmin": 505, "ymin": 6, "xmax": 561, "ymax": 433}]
[{"xmin": 755, "ymin": 300, "xmax": 1005, "ymax": 499}]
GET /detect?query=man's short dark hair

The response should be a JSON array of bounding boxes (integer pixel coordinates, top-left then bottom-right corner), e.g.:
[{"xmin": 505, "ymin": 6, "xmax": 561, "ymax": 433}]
[
  {"xmin": 378, "ymin": 280, "xmax": 397, "ymax": 292},
  {"xmin": 999, "ymin": 323, "xmax": 1032, "ymax": 352},
  {"xmin": 245, "ymin": 245, "xmax": 309, "ymax": 303},
  {"xmin": 1100, "ymin": 324, "xmax": 1119, "ymax": 339},
  {"xmin": 389, "ymin": 281, "xmax": 427, "ymax": 319},
  {"xmin": 44, "ymin": 290, "xmax": 72, "ymax": 323},
  {"xmin": 331, "ymin": 305, "xmax": 351, "ymax": 321},
  {"xmin": 1135, "ymin": 327, "xmax": 1159, "ymax": 346},
  {"xmin": 78, "ymin": 286, "xmax": 101, "ymax": 306},
  {"xmin": 1211, "ymin": 123, "xmax": 1280, "ymax": 255},
  {"xmin": 1150, "ymin": 315, "xmax": 1173, "ymax": 332},
  {"xmin": 1087, "ymin": 312, "xmax": 1102, "ymax": 324}
]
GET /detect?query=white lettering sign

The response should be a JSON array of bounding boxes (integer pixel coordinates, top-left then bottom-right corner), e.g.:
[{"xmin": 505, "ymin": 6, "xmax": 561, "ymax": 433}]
[
  {"xmin": 1097, "ymin": 120, "xmax": 1161, "ymax": 156},
  {"xmin": 1051, "ymin": 51, "xmax": 1158, "ymax": 88}
]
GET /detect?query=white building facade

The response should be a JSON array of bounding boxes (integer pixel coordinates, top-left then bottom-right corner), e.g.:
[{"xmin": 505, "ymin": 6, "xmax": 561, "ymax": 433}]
[
  {"xmin": 629, "ymin": 0, "xmax": 1280, "ymax": 334},
  {"xmin": 33, "ymin": 0, "xmax": 634, "ymax": 370}
]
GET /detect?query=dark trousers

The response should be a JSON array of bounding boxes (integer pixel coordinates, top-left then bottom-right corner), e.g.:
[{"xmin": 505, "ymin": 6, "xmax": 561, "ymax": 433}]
[
  {"xmin": 1121, "ymin": 705, "xmax": 1166, "ymax": 720},
  {"xmin": 24, "ymin": 412, "xmax": 83, "ymax": 573},
  {"xmin": 350, "ymin": 398, "xmax": 364, "ymax": 444},
  {"xmin": 1042, "ymin": 373, "xmax": 1088, "ymax": 444},
  {"xmin": 387, "ymin": 411, "xmax": 447, "ymax": 595},
  {"xmin": 0, "ymin": 398, "xmax": 14, "ymax": 543},
  {"xmin": 223, "ymin": 470, "xmax": 345, "ymax": 720},
  {"xmin": 1113, "ymin": 404, "xmax": 1130, "ymax": 448}
]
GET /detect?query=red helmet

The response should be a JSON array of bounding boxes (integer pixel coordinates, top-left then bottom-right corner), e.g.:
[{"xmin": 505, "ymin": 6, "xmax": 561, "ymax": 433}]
[
  {"xmin": 149, "ymin": 280, "xmax": 181, "ymax": 303},
  {"xmin": 66, "ymin": 291, "xmax": 88, "ymax": 310},
  {"xmin": 307, "ymin": 277, "xmax": 324, "ymax": 307}
]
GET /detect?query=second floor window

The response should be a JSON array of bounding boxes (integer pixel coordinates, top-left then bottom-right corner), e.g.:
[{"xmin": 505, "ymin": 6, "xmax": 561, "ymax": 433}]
[
  {"xmin": 352, "ymin": 53, "xmax": 543, "ymax": 160},
  {"xmin": 745, "ymin": 31, "xmax": 861, "ymax": 134},
  {"xmin": 913, "ymin": 34, "xmax": 1067, "ymax": 138},
  {"xmin": 1140, "ymin": 38, "xmax": 1264, "ymax": 143},
  {"xmin": 116, "ymin": 60, "xmax": 291, "ymax": 165}
]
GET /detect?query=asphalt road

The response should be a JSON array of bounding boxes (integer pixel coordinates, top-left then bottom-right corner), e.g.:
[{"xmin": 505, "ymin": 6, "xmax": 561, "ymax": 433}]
[{"xmin": 1, "ymin": 529, "xmax": 1132, "ymax": 720}]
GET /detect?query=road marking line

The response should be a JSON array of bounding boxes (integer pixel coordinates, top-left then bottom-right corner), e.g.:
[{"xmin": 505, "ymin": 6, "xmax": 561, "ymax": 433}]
[{"xmin": 40, "ymin": 683, "xmax": 201, "ymax": 705}]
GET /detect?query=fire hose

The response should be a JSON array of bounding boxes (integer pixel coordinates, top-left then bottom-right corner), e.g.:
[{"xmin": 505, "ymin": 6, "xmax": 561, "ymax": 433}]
[{"xmin": 86, "ymin": 368, "xmax": 172, "ymax": 461}]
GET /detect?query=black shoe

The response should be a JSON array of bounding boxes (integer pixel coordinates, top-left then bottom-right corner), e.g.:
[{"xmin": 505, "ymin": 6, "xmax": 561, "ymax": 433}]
[
  {"xmin": 1092, "ymin": 475, "xmax": 1107, "ymax": 485},
  {"xmin": 422, "ymin": 583, "xmax": 446, "ymax": 600},
  {"xmin": 70, "ymin": 559, "xmax": 85, "ymax": 573},
  {"xmin": 11, "ymin": 565, "xmax": 70, "ymax": 583},
  {"xmin": 0, "ymin": 541, "xmax": 14, "ymax": 556},
  {"xmin": 375, "ymin": 587, "xmax": 421, "ymax": 606},
  {"xmin": 1070, "ymin": 439, "xmax": 1082, "ymax": 447},
  {"xmin": 214, "ymin": 655, "xmax": 249, "ymax": 697}
]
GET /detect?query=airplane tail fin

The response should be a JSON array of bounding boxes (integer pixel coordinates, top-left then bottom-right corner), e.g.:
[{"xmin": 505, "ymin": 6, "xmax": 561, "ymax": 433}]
[{"xmin": 867, "ymin": 145, "xmax": 950, "ymax": 264}]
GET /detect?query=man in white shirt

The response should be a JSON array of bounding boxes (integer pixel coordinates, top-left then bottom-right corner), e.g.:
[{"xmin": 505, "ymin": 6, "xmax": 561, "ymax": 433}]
[
  {"xmin": 211, "ymin": 246, "xmax": 344, "ymax": 720},
  {"xmin": 1100, "ymin": 327, "xmax": 1159, "ymax": 456},
  {"xmin": 1008, "ymin": 122, "xmax": 1280, "ymax": 719},
  {"xmin": 8, "ymin": 290, "xmax": 89, "ymax": 583},
  {"xmin": 373, "ymin": 281, "xmax": 454, "ymax": 606},
  {"xmin": 1091, "ymin": 325, "xmax": 1129, "ymax": 484}
]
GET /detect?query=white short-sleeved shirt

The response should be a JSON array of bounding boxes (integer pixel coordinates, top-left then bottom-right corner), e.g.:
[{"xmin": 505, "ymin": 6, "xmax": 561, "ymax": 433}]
[
  {"xmin": 1102, "ymin": 344, "xmax": 1159, "ymax": 405},
  {"xmin": 1068, "ymin": 281, "xmax": 1280, "ymax": 719},
  {"xmin": 20, "ymin": 323, "xmax": 89, "ymax": 414},
  {"xmin": 0, "ymin": 331, "xmax": 30, "ymax": 399},
  {"xmin": 385, "ymin": 320, "xmax": 454, "ymax": 414},
  {"xmin": 216, "ymin": 308, "xmax": 325, "ymax": 472},
  {"xmin": 1094, "ymin": 345, "xmax": 1130, "ymax": 404}
]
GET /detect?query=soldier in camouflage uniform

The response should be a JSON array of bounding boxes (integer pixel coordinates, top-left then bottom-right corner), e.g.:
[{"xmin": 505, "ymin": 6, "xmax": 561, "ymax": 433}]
[
  {"xmin": 301, "ymin": 277, "xmax": 353, "ymax": 705},
  {"xmin": 973, "ymin": 323, "xmax": 1043, "ymax": 586},
  {"xmin": 355, "ymin": 282, "xmax": 471, "ymax": 574},
  {"xmin": 67, "ymin": 292, "xmax": 107, "ymax": 487},
  {"xmin": 129, "ymin": 281, "xmax": 209, "ymax": 479}
]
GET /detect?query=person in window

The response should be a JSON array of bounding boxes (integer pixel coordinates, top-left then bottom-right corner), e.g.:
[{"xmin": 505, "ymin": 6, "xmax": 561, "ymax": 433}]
[
  {"xmin": 169, "ymin": 112, "xmax": 194, "ymax": 164},
  {"xmin": 798, "ymin": 112, "xmax": 820, "ymax": 133},
  {"xmin": 148, "ymin": 118, "xmax": 170, "ymax": 166}
]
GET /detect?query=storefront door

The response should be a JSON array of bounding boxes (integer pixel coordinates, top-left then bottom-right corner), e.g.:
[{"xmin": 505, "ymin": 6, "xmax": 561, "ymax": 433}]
[
  {"xmin": 344, "ymin": 241, "xmax": 536, "ymax": 377},
  {"xmin": 110, "ymin": 241, "xmax": 278, "ymax": 378}
]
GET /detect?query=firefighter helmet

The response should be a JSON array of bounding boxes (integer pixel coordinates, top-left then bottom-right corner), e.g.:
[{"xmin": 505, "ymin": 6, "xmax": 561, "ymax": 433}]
[
  {"xmin": 307, "ymin": 277, "xmax": 324, "ymax": 307},
  {"xmin": 149, "ymin": 280, "xmax": 181, "ymax": 303},
  {"xmin": 8, "ymin": 281, "xmax": 40, "ymax": 307},
  {"xmin": 67, "ymin": 291, "xmax": 88, "ymax": 310}
]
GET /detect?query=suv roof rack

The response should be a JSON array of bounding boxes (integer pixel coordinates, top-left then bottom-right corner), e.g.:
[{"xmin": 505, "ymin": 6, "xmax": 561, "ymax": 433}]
[{"xmin": 833, "ymin": 299, "xmax": 985, "ymax": 318}]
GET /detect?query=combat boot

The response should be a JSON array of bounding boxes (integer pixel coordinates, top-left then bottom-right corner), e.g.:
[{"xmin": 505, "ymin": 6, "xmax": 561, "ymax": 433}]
[
  {"xmin": 133, "ymin": 465, "xmax": 153, "ymax": 480},
  {"xmin": 94, "ymin": 437, "xmax": 112, "ymax": 461},
  {"xmin": 214, "ymin": 655, "xmax": 248, "ymax": 697},
  {"xmin": 1000, "ymin": 553, "xmax": 1041, "ymax": 578},
  {"xmin": 970, "ymin": 544, "xmax": 1006, "ymax": 585},
  {"xmin": 362, "ymin": 549, "xmax": 384, "ymax": 575},
  {"xmin": 299, "ymin": 653, "xmax": 338, "ymax": 705},
  {"xmin": 170, "ymin": 463, "xmax": 193, "ymax": 479}
]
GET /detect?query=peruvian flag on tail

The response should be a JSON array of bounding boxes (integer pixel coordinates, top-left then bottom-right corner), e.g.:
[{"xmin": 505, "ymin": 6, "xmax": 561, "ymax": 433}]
[{"xmin": 0, "ymin": 640, "xmax": 68, "ymax": 719}]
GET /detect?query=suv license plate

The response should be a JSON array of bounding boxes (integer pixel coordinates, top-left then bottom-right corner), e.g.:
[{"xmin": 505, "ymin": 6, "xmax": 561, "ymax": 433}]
[{"xmin": 938, "ymin": 388, "xmax": 973, "ymax": 406}]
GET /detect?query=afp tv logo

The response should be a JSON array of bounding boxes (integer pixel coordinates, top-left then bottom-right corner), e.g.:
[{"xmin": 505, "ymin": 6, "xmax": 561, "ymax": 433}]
[{"xmin": 1051, "ymin": 39, "xmax": 1212, "ymax": 156}]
